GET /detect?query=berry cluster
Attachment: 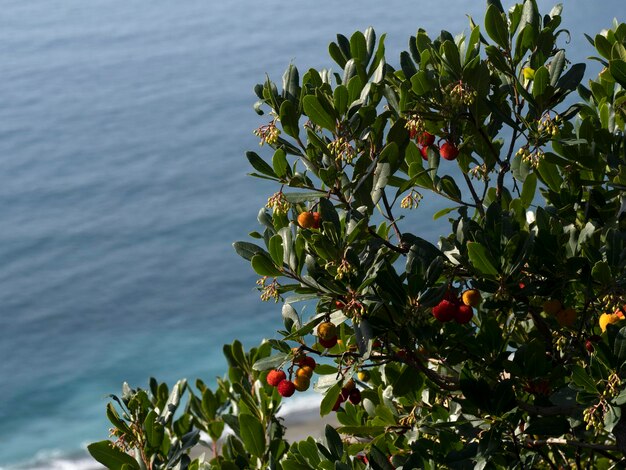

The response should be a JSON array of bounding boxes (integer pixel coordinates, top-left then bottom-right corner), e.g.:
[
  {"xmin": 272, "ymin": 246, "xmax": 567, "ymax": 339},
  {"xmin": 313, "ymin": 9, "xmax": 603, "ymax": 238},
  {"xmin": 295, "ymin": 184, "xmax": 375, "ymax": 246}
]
[
  {"xmin": 332, "ymin": 379, "xmax": 361, "ymax": 411},
  {"xmin": 297, "ymin": 211, "xmax": 321, "ymax": 229},
  {"xmin": 542, "ymin": 299, "xmax": 577, "ymax": 327},
  {"xmin": 431, "ymin": 289, "xmax": 480, "ymax": 324},
  {"xmin": 266, "ymin": 355, "xmax": 317, "ymax": 397}
]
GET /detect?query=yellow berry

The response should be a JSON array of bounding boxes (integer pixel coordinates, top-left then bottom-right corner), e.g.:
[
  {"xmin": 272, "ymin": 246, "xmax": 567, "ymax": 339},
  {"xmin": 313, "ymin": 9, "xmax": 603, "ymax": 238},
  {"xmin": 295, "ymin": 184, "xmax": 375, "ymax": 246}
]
[
  {"xmin": 461, "ymin": 289, "xmax": 481, "ymax": 307},
  {"xmin": 296, "ymin": 366, "xmax": 314, "ymax": 379},
  {"xmin": 293, "ymin": 375, "xmax": 310, "ymax": 392},
  {"xmin": 317, "ymin": 321, "xmax": 337, "ymax": 341}
]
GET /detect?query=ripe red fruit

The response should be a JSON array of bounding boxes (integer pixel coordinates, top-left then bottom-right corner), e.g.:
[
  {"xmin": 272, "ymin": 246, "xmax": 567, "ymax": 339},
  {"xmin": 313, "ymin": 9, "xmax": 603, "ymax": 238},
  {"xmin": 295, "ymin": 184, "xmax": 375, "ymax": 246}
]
[
  {"xmin": 335, "ymin": 299, "xmax": 345, "ymax": 310},
  {"xmin": 440, "ymin": 142, "xmax": 459, "ymax": 161},
  {"xmin": 319, "ymin": 336, "xmax": 338, "ymax": 349},
  {"xmin": 298, "ymin": 356, "xmax": 316, "ymax": 369},
  {"xmin": 420, "ymin": 146, "xmax": 429, "ymax": 161},
  {"xmin": 332, "ymin": 395, "xmax": 343, "ymax": 411},
  {"xmin": 312, "ymin": 212, "xmax": 322, "ymax": 229},
  {"xmin": 277, "ymin": 379, "xmax": 296, "ymax": 397},
  {"xmin": 417, "ymin": 131, "xmax": 435, "ymax": 147},
  {"xmin": 349, "ymin": 388, "xmax": 362, "ymax": 404},
  {"xmin": 585, "ymin": 340, "xmax": 595, "ymax": 353},
  {"xmin": 455, "ymin": 304, "xmax": 473, "ymax": 324},
  {"xmin": 266, "ymin": 369, "xmax": 286, "ymax": 387},
  {"xmin": 432, "ymin": 300, "xmax": 458, "ymax": 322}
]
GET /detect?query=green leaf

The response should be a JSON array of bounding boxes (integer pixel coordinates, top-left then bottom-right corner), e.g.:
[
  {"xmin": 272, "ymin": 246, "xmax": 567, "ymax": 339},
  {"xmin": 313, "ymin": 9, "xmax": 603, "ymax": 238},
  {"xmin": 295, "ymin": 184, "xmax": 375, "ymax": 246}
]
[
  {"xmin": 524, "ymin": 416, "xmax": 570, "ymax": 437},
  {"xmin": 282, "ymin": 64, "xmax": 300, "ymax": 103},
  {"xmin": 371, "ymin": 162, "xmax": 391, "ymax": 205},
  {"xmin": 532, "ymin": 65, "xmax": 550, "ymax": 97},
  {"xmin": 233, "ymin": 241, "xmax": 267, "ymax": 261},
  {"xmin": 570, "ymin": 364, "xmax": 598, "ymax": 393},
  {"xmin": 279, "ymin": 101, "xmax": 300, "ymax": 139},
  {"xmin": 484, "ymin": 5, "xmax": 509, "ymax": 49},
  {"xmin": 592, "ymin": 261, "xmax": 612, "ymax": 285},
  {"xmin": 333, "ymin": 85, "xmax": 349, "ymax": 116},
  {"xmin": 520, "ymin": 172, "xmax": 537, "ymax": 208},
  {"xmin": 549, "ymin": 50, "xmax": 565, "ymax": 86},
  {"xmin": 614, "ymin": 327, "xmax": 626, "ymax": 364},
  {"xmin": 87, "ymin": 441, "xmax": 139, "ymax": 470},
  {"xmin": 536, "ymin": 160, "xmax": 562, "ymax": 192},
  {"xmin": 433, "ymin": 207, "xmax": 456, "ymax": 220},
  {"xmin": 350, "ymin": 31, "xmax": 368, "ymax": 65},
  {"xmin": 239, "ymin": 413, "xmax": 266, "ymax": 458},
  {"xmin": 144, "ymin": 410, "xmax": 164, "ymax": 449},
  {"xmin": 324, "ymin": 424, "xmax": 343, "ymax": 460},
  {"xmin": 320, "ymin": 383, "xmax": 342, "ymax": 416},
  {"xmin": 302, "ymin": 95, "xmax": 336, "ymax": 131},
  {"xmin": 272, "ymin": 148, "xmax": 289, "ymax": 178},
  {"xmin": 246, "ymin": 152, "xmax": 277, "ymax": 178},
  {"xmin": 467, "ymin": 241, "xmax": 499, "ymax": 276},
  {"xmin": 252, "ymin": 353, "xmax": 288, "ymax": 371},
  {"xmin": 251, "ymin": 254, "xmax": 282, "ymax": 277},
  {"xmin": 410, "ymin": 70, "xmax": 433, "ymax": 95},
  {"xmin": 268, "ymin": 235, "xmax": 284, "ymax": 266},
  {"xmin": 609, "ymin": 59, "xmax": 626, "ymax": 88}
]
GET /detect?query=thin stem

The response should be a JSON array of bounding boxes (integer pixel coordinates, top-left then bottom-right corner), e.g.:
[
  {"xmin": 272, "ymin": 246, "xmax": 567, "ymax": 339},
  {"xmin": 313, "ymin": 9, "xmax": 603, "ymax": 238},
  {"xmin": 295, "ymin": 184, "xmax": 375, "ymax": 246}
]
[{"xmin": 463, "ymin": 172, "xmax": 485, "ymax": 217}]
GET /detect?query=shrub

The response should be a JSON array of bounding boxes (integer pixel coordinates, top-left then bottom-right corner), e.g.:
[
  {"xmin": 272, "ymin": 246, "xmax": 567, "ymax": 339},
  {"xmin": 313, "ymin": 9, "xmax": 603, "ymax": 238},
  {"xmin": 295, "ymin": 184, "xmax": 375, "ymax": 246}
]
[{"xmin": 91, "ymin": 1, "xmax": 626, "ymax": 468}]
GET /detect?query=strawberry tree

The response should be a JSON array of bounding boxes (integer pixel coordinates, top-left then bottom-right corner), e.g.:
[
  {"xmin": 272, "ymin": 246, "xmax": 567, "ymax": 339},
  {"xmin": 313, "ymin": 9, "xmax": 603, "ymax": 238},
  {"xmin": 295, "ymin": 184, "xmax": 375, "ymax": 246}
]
[{"xmin": 91, "ymin": 1, "xmax": 626, "ymax": 468}]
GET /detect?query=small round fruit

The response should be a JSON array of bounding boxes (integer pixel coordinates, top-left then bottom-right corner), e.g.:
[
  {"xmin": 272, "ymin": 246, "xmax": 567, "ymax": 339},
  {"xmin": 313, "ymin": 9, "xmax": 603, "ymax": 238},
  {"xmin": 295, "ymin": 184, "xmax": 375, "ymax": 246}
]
[
  {"xmin": 335, "ymin": 299, "xmax": 345, "ymax": 310},
  {"xmin": 266, "ymin": 369, "xmax": 286, "ymax": 387},
  {"xmin": 440, "ymin": 142, "xmax": 459, "ymax": 161},
  {"xmin": 417, "ymin": 131, "xmax": 435, "ymax": 147},
  {"xmin": 312, "ymin": 212, "xmax": 322, "ymax": 229},
  {"xmin": 542, "ymin": 299, "xmax": 562, "ymax": 315},
  {"xmin": 461, "ymin": 289, "xmax": 481, "ymax": 307},
  {"xmin": 296, "ymin": 366, "xmax": 314, "ymax": 379},
  {"xmin": 432, "ymin": 299, "xmax": 458, "ymax": 322},
  {"xmin": 585, "ymin": 340, "xmax": 595, "ymax": 353},
  {"xmin": 298, "ymin": 356, "xmax": 316, "ymax": 369},
  {"xmin": 317, "ymin": 321, "xmax": 337, "ymax": 341},
  {"xmin": 293, "ymin": 375, "xmax": 310, "ymax": 392},
  {"xmin": 297, "ymin": 212, "xmax": 316, "ymax": 229},
  {"xmin": 349, "ymin": 388, "xmax": 362, "ymax": 405},
  {"xmin": 277, "ymin": 379, "xmax": 296, "ymax": 397},
  {"xmin": 420, "ymin": 146, "xmax": 429, "ymax": 161},
  {"xmin": 357, "ymin": 370, "xmax": 371, "ymax": 382},
  {"xmin": 555, "ymin": 308, "xmax": 576, "ymax": 327},
  {"xmin": 319, "ymin": 335, "xmax": 338, "ymax": 349},
  {"xmin": 455, "ymin": 304, "xmax": 473, "ymax": 324},
  {"xmin": 332, "ymin": 396, "xmax": 343, "ymax": 411},
  {"xmin": 600, "ymin": 312, "xmax": 624, "ymax": 332}
]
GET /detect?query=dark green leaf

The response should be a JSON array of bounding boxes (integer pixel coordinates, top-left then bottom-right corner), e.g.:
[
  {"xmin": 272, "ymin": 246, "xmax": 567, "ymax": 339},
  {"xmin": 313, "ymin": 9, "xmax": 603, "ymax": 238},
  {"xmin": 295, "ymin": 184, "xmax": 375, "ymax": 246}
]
[
  {"xmin": 239, "ymin": 413, "xmax": 266, "ymax": 458},
  {"xmin": 609, "ymin": 59, "xmax": 626, "ymax": 88},
  {"xmin": 302, "ymin": 95, "xmax": 336, "ymax": 131},
  {"xmin": 484, "ymin": 5, "xmax": 509, "ymax": 49},
  {"xmin": 246, "ymin": 151, "xmax": 277, "ymax": 178},
  {"xmin": 252, "ymin": 353, "xmax": 288, "ymax": 371},
  {"xmin": 279, "ymin": 101, "xmax": 300, "ymax": 139},
  {"xmin": 467, "ymin": 241, "xmax": 499, "ymax": 276},
  {"xmin": 251, "ymin": 254, "xmax": 282, "ymax": 277},
  {"xmin": 87, "ymin": 441, "xmax": 139, "ymax": 470},
  {"xmin": 320, "ymin": 383, "xmax": 342, "ymax": 416}
]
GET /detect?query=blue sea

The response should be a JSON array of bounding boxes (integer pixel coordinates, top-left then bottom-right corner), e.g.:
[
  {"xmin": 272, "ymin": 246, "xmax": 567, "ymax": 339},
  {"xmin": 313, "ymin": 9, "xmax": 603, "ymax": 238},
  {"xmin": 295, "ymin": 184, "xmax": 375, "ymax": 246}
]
[{"xmin": 0, "ymin": 0, "xmax": 621, "ymax": 467}]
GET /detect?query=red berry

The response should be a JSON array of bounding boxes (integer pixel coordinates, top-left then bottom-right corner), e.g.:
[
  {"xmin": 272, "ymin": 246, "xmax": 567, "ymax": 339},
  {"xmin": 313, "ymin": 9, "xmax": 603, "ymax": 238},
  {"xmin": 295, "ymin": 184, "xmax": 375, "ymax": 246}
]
[
  {"xmin": 332, "ymin": 395, "xmax": 344, "ymax": 411},
  {"xmin": 420, "ymin": 146, "xmax": 429, "ymax": 161},
  {"xmin": 335, "ymin": 300, "xmax": 345, "ymax": 310},
  {"xmin": 277, "ymin": 379, "xmax": 296, "ymax": 397},
  {"xmin": 298, "ymin": 356, "xmax": 316, "ymax": 370},
  {"xmin": 440, "ymin": 142, "xmax": 459, "ymax": 161},
  {"xmin": 319, "ymin": 336, "xmax": 338, "ymax": 349},
  {"xmin": 432, "ymin": 300, "xmax": 458, "ymax": 322},
  {"xmin": 312, "ymin": 212, "xmax": 322, "ymax": 229},
  {"xmin": 349, "ymin": 388, "xmax": 362, "ymax": 404},
  {"xmin": 417, "ymin": 132, "xmax": 435, "ymax": 147},
  {"xmin": 585, "ymin": 340, "xmax": 595, "ymax": 353},
  {"xmin": 266, "ymin": 369, "xmax": 286, "ymax": 387},
  {"xmin": 455, "ymin": 304, "xmax": 473, "ymax": 324}
]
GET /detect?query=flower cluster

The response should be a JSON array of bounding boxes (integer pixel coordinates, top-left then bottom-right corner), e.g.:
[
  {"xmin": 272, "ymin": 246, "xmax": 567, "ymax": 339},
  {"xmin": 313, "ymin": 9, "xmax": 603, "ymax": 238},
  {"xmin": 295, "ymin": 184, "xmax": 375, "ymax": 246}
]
[
  {"xmin": 266, "ymin": 191, "xmax": 291, "ymax": 215},
  {"xmin": 253, "ymin": 120, "xmax": 280, "ymax": 146},
  {"xmin": 257, "ymin": 276, "xmax": 281, "ymax": 302},
  {"xmin": 400, "ymin": 190, "xmax": 423, "ymax": 209},
  {"xmin": 327, "ymin": 136, "xmax": 356, "ymax": 164}
]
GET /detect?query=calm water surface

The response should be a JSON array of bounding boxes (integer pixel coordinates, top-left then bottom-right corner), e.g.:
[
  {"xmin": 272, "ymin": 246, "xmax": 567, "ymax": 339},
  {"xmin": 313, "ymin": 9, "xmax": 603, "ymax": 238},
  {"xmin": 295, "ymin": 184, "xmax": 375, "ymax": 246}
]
[{"xmin": 0, "ymin": 0, "xmax": 621, "ymax": 466}]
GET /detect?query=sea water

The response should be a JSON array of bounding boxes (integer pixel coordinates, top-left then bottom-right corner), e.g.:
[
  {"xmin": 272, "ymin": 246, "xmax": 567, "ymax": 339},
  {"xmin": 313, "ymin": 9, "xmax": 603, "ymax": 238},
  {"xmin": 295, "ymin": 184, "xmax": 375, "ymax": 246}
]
[{"xmin": 0, "ymin": 0, "xmax": 620, "ymax": 467}]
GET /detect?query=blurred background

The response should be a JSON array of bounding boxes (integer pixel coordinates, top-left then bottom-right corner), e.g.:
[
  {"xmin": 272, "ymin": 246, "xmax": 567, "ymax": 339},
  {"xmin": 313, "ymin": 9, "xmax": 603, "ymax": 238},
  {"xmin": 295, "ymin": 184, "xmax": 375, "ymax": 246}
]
[{"xmin": 0, "ymin": 0, "xmax": 621, "ymax": 467}]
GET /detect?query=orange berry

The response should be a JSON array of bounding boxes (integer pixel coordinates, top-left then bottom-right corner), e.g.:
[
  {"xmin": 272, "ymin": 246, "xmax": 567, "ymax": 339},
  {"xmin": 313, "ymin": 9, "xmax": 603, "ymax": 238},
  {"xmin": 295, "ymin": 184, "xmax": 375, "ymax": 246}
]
[
  {"xmin": 298, "ymin": 356, "xmax": 316, "ymax": 369},
  {"xmin": 297, "ymin": 212, "xmax": 316, "ymax": 229},
  {"xmin": 319, "ymin": 336, "xmax": 338, "ymax": 349},
  {"xmin": 357, "ymin": 370, "xmax": 370, "ymax": 382},
  {"xmin": 296, "ymin": 366, "xmax": 314, "ymax": 379},
  {"xmin": 600, "ymin": 312, "xmax": 623, "ymax": 332},
  {"xmin": 542, "ymin": 299, "xmax": 562, "ymax": 315},
  {"xmin": 461, "ymin": 289, "xmax": 481, "ymax": 307},
  {"xmin": 293, "ymin": 375, "xmax": 310, "ymax": 392},
  {"xmin": 554, "ymin": 308, "xmax": 576, "ymax": 327}
]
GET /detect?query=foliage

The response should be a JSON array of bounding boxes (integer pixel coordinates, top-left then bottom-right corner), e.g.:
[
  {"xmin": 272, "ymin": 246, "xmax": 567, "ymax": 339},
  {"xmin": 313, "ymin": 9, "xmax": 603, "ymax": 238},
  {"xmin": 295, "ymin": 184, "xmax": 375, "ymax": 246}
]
[{"xmin": 92, "ymin": 1, "xmax": 626, "ymax": 468}]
